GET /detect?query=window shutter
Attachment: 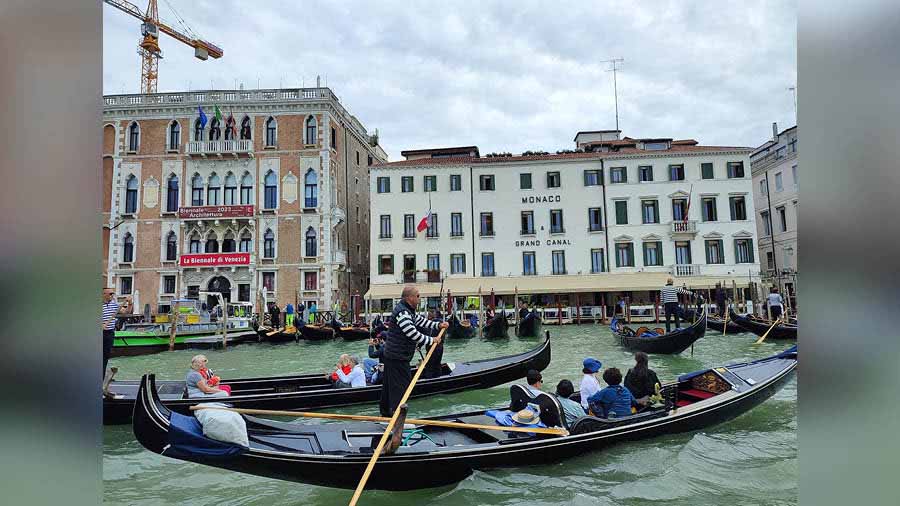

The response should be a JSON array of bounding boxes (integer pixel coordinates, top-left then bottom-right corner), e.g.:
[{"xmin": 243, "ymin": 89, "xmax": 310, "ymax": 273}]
[
  {"xmin": 627, "ymin": 244, "xmax": 634, "ymax": 266},
  {"xmin": 705, "ymin": 242, "xmax": 712, "ymax": 264},
  {"xmin": 642, "ymin": 244, "xmax": 648, "ymax": 266},
  {"xmin": 656, "ymin": 242, "xmax": 663, "ymax": 266},
  {"xmin": 733, "ymin": 239, "xmax": 740, "ymax": 263},
  {"xmin": 718, "ymin": 240, "xmax": 725, "ymax": 263},
  {"xmin": 747, "ymin": 240, "xmax": 754, "ymax": 263}
]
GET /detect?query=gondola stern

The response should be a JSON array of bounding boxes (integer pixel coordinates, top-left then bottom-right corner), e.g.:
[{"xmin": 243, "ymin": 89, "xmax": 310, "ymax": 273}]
[{"xmin": 132, "ymin": 373, "xmax": 172, "ymax": 455}]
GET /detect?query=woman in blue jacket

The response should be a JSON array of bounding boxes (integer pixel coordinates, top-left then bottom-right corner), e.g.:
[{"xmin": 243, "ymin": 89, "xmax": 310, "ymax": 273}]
[{"xmin": 587, "ymin": 367, "xmax": 634, "ymax": 418}]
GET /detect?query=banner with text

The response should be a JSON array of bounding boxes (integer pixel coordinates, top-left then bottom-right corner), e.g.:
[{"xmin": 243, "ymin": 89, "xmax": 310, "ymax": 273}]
[
  {"xmin": 180, "ymin": 253, "xmax": 251, "ymax": 267},
  {"xmin": 178, "ymin": 205, "xmax": 254, "ymax": 219}
]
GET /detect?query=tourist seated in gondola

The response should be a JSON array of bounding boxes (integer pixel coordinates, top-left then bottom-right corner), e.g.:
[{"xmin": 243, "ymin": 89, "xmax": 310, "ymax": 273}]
[
  {"xmin": 326, "ymin": 354, "xmax": 354, "ymax": 387},
  {"xmin": 555, "ymin": 379, "xmax": 586, "ymax": 425},
  {"xmin": 186, "ymin": 354, "xmax": 230, "ymax": 398},
  {"xmin": 523, "ymin": 369, "xmax": 544, "ymax": 396},
  {"xmin": 580, "ymin": 357, "xmax": 603, "ymax": 411},
  {"xmin": 586, "ymin": 368, "xmax": 634, "ymax": 418},
  {"xmin": 364, "ymin": 336, "xmax": 385, "ymax": 384},
  {"xmin": 624, "ymin": 352, "xmax": 661, "ymax": 408},
  {"xmin": 518, "ymin": 301, "xmax": 530, "ymax": 320},
  {"xmin": 333, "ymin": 355, "xmax": 366, "ymax": 388}
]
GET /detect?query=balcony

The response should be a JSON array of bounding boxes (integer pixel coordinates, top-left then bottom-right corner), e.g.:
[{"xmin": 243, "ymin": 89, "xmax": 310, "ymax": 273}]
[
  {"xmin": 186, "ymin": 139, "xmax": 253, "ymax": 157},
  {"xmin": 671, "ymin": 264, "xmax": 701, "ymax": 277},
  {"xmin": 670, "ymin": 220, "xmax": 697, "ymax": 238}
]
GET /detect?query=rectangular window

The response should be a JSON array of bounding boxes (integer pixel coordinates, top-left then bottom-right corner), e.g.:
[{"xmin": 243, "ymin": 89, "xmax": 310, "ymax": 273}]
[
  {"xmin": 519, "ymin": 173, "xmax": 532, "ymax": 190},
  {"xmin": 304, "ymin": 271, "xmax": 318, "ymax": 291},
  {"xmin": 163, "ymin": 275, "xmax": 176, "ymax": 294},
  {"xmin": 641, "ymin": 200, "xmax": 659, "ymax": 224},
  {"xmin": 550, "ymin": 209, "xmax": 564, "ymax": 233},
  {"xmin": 675, "ymin": 241, "xmax": 692, "ymax": 264},
  {"xmin": 734, "ymin": 239, "xmax": 754, "ymax": 263},
  {"xmin": 379, "ymin": 215, "xmax": 391, "ymax": 238},
  {"xmin": 450, "ymin": 213, "xmax": 463, "ymax": 236},
  {"xmin": 701, "ymin": 197, "xmax": 717, "ymax": 221},
  {"xmin": 760, "ymin": 180, "xmax": 768, "ymax": 196},
  {"xmin": 450, "ymin": 254, "xmax": 466, "ymax": 274},
  {"xmin": 766, "ymin": 251, "xmax": 775, "ymax": 270},
  {"xmin": 547, "ymin": 171, "xmax": 561, "ymax": 188},
  {"xmin": 668, "ymin": 164, "xmax": 685, "ymax": 181},
  {"xmin": 522, "ymin": 251, "xmax": 536, "ymax": 275},
  {"xmin": 426, "ymin": 214, "xmax": 439, "ymax": 238},
  {"xmin": 705, "ymin": 240, "xmax": 725, "ymax": 264},
  {"xmin": 615, "ymin": 201, "xmax": 628, "ymax": 225},
  {"xmin": 672, "ymin": 198, "xmax": 688, "ymax": 221},
  {"xmin": 701, "ymin": 162, "xmax": 714, "ymax": 179},
  {"xmin": 761, "ymin": 211, "xmax": 772, "ymax": 236},
  {"xmin": 190, "ymin": 238, "xmax": 201, "ymax": 253},
  {"xmin": 377, "ymin": 177, "xmax": 390, "ymax": 193},
  {"xmin": 643, "ymin": 242, "xmax": 663, "ymax": 266},
  {"xmin": 239, "ymin": 237, "xmax": 251, "ymax": 252},
  {"xmin": 261, "ymin": 272, "xmax": 275, "ymax": 292},
  {"xmin": 403, "ymin": 255, "xmax": 416, "ymax": 282},
  {"xmin": 727, "ymin": 161, "xmax": 745, "ymax": 178},
  {"xmin": 638, "ymin": 165, "xmax": 653, "ymax": 182},
  {"xmin": 238, "ymin": 283, "xmax": 250, "ymax": 302},
  {"xmin": 729, "ymin": 196, "xmax": 747, "ymax": 221},
  {"xmin": 775, "ymin": 172, "xmax": 783, "ymax": 191},
  {"xmin": 331, "ymin": 127, "xmax": 336, "ymax": 148},
  {"xmin": 378, "ymin": 255, "xmax": 394, "ymax": 274},
  {"xmin": 588, "ymin": 208, "xmax": 603, "ymax": 231},
  {"xmin": 403, "ymin": 214, "xmax": 415, "ymax": 238},
  {"xmin": 427, "ymin": 254, "xmax": 440, "ymax": 272},
  {"xmin": 479, "ymin": 174, "xmax": 495, "ymax": 191},
  {"xmin": 551, "ymin": 250, "xmax": 566, "ymax": 275},
  {"xmin": 191, "ymin": 186, "xmax": 203, "ymax": 206},
  {"xmin": 521, "ymin": 211, "xmax": 535, "ymax": 235},
  {"xmin": 610, "ymin": 167, "xmax": 627, "ymax": 183},
  {"xmin": 615, "ymin": 243, "xmax": 634, "ymax": 267},
  {"xmin": 778, "ymin": 206, "xmax": 787, "ymax": 232},
  {"xmin": 481, "ymin": 253, "xmax": 495, "ymax": 276},
  {"xmin": 450, "ymin": 174, "xmax": 462, "ymax": 191},
  {"xmin": 590, "ymin": 248, "xmax": 605, "ymax": 273},
  {"xmin": 792, "ymin": 165, "xmax": 798, "ymax": 186},
  {"xmin": 401, "ymin": 176, "xmax": 414, "ymax": 193},
  {"xmin": 480, "ymin": 212, "xmax": 494, "ymax": 236},
  {"xmin": 368, "ymin": 155, "xmax": 373, "ymax": 166},
  {"xmin": 583, "ymin": 170, "xmax": 601, "ymax": 186},
  {"xmin": 424, "ymin": 175, "xmax": 437, "ymax": 192},
  {"xmin": 356, "ymin": 151, "xmax": 360, "ymax": 165}
]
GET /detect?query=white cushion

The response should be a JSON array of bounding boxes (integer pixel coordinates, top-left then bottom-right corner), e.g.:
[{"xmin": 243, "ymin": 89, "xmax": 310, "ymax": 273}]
[{"xmin": 193, "ymin": 403, "xmax": 249, "ymax": 448}]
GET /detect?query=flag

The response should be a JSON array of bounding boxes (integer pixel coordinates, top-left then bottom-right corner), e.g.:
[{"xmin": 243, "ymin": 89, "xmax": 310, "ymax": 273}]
[
  {"xmin": 416, "ymin": 209, "xmax": 432, "ymax": 233},
  {"xmin": 684, "ymin": 183, "xmax": 694, "ymax": 219},
  {"xmin": 214, "ymin": 104, "xmax": 223, "ymax": 122},
  {"xmin": 198, "ymin": 106, "xmax": 208, "ymax": 129}
]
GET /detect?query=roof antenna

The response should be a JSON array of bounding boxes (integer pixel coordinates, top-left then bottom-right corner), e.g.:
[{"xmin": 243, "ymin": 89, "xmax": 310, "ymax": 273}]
[{"xmin": 601, "ymin": 58, "xmax": 625, "ymax": 131}]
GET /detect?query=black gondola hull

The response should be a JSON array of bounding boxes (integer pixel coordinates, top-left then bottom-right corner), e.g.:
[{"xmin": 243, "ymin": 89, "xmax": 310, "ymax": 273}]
[
  {"xmin": 516, "ymin": 314, "xmax": 543, "ymax": 337},
  {"xmin": 447, "ymin": 316, "xmax": 477, "ymax": 339},
  {"xmin": 706, "ymin": 315, "xmax": 744, "ymax": 334},
  {"xmin": 299, "ymin": 324, "xmax": 335, "ymax": 341},
  {"xmin": 728, "ymin": 309, "xmax": 797, "ymax": 339},
  {"xmin": 614, "ymin": 310, "xmax": 707, "ymax": 354},
  {"xmin": 336, "ymin": 326, "xmax": 371, "ymax": 341},
  {"xmin": 483, "ymin": 314, "xmax": 509, "ymax": 338}
]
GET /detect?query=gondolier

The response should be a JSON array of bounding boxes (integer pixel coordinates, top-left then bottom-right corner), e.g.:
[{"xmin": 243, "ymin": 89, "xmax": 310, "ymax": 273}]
[
  {"xmin": 101, "ymin": 287, "xmax": 119, "ymax": 380},
  {"xmin": 660, "ymin": 278, "xmax": 693, "ymax": 333},
  {"xmin": 380, "ymin": 286, "xmax": 448, "ymax": 416}
]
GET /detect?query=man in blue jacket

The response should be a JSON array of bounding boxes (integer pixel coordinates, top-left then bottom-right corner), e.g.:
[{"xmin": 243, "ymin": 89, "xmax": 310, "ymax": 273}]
[{"xmin": 587, "ymin": 367, "xmax": 634, "ymax": 418}]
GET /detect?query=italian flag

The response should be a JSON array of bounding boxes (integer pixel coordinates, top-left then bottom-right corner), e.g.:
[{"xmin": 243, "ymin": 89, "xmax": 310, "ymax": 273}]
[{"xmin": 417, "ymin": 209, "xmax": 432, "ymax": 233}]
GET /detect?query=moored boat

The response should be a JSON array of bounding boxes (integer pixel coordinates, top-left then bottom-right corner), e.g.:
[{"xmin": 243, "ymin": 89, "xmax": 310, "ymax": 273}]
[
  {"xmin": 299, "ymin": 323, "xmax": 335, "ymax": 341},
  {"xmin": 706, "ymin": 314, "xmax": 744, "ymax": 334},
  {"xmin": 131, "ymin": 344, "xmax": 796, "ymax": 490},
  {"xmin": 105, "ymin": 333, "xmax": 552, "ymax": 424},
  {"xmin": 611, "ymin": 308, "xmax": 707, "ymax": 354},
  {"xmin": 447, "ymin": 315, "xmax": 477, "ymax": 338},
  {"xmin": 483, "ymin": 312, "xmax": 510, "ymax": 338},
  {"xmin": 728, "ymin": 308, "xmax": 797, "ymax": 339},
  {"xmin": 516, "ymin": 310, "xmax": 543, "ymax": 337},
  {"xmin": 256, "ymin": 325, "xmax": 300, "ymax": 343},
  {"xmin": 335, "ymin": 324, "xmax": 372, "ymax": 341}
]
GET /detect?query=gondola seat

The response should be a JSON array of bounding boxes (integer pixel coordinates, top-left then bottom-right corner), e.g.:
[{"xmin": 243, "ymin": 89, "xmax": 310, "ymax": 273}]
[
  {"xmin": 509, "ymin": 384, "xmax": 536, "ymax": 411},
  {"xmin": 508, "ymin": 385, "xmax": 566, "ymax": 430},
  {"xmin": 653, "ymin": 328, "xmax": 666, "ymax": 335},
  {"xmin": 634, "ymin": 327, "xmax": 650, "ymax": 336},
  {"xmin": 569, "ymin": 408, "xmax": 667, "ymax": 435}
]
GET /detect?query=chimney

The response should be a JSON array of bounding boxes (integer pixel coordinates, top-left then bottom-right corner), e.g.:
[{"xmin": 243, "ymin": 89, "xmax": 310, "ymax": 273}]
[
  {"xmin": 317, "ymin": 75, "xmax": 321, "ymax": 88},
  {"xmin": 772, "ymin": 122, "xmax": 778, "ymax": 140}
]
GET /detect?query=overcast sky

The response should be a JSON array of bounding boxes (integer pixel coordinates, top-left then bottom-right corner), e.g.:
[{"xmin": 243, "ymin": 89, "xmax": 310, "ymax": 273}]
[{"xmin": 103, "ymin": 0, "xmax": 797, "ymax": 159}]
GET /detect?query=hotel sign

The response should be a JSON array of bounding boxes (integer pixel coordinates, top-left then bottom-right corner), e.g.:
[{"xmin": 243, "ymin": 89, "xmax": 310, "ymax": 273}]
[
  {"xmin": 180, "ymin": 253, "xmax": 251, "ymax": 267},
  {"xmin": 178, "ymin": 205, "xmax": 254, "ymax": 219}
]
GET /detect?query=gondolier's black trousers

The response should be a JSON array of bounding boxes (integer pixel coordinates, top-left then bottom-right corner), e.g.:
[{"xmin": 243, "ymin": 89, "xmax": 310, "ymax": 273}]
[
  {"xmin": 103, "ymin": 329, "xmax": 115, "ymax": 379},
  {"xmin": 380, "ymin": 358, "xmax": 412, "ymax": 417},
  {"xmin": 770, "ymin": 305, "xmax": 783, "ymax": 320},
  {"xmin": 664, "ymin": 302, "xmax": 683, "ymax": 333}
]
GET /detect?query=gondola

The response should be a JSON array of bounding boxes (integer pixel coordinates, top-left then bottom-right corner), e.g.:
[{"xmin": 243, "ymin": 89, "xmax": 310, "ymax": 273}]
[
  {"xmin": 728, "ymin": 308, "xmax": 797, "ymax": 339},
  {"xmin": 132, "ymin": 345, "xmax": 796, "ymax": 491},
  {"xmin": 105, "ymin": 333, "xmax": 552, "ymax": 425},
  {"xmin": 611, "ymin": 308, "xmax": 707, "ymax": 354},
  {"xmin": 516, "ymin": 310, "xmax": 542, "ymax": 337},
  {"xmin": 299, "ymin": 323, "xmax": 335, "ymax": 341},
  {"xmin": 707, "ymin": 314, "xmax": 744, "ymax": 334},
  {"xmin": 256, "ymin": 325, "xmax": 300, "ymax": 343},
  {"xmin": 328, "ymin": 318, "xmax": 371, "ymax": 341},
  {"xmin": 447, "ymin": 315, "xmax": 476, "ymax": 338},
  {"xmin": 483, "ymin": 312, "xmax": 509, "ymax": 338}
]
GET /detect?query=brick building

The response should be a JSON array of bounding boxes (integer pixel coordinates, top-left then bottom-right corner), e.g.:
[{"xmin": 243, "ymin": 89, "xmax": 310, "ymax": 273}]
[{"xmin": 102, "ymin": 87, "xmax": 387, "ymax": 317}]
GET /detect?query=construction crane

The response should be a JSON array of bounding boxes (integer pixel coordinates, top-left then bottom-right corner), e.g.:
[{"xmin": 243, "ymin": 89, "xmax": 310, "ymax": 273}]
[{"xmin": 104, "ymin": 0, "xmax": 223, "ymax": 94}]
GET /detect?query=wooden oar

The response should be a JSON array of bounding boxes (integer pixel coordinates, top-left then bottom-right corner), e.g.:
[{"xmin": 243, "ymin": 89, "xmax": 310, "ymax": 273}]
[
  {"xmin": 754, "ymin": 315, "xmax": 783, "ymax": 344},
  {"xmin": 266, "ymin": 327, "xmax": 284, "ymax": 336},
  {"xmin": 722, "ymin": 301, "xmax": 729, "ymax": 335},
  {"xmin": 189, "ymin": 405, "xmax": 568, "ymax": 436}
]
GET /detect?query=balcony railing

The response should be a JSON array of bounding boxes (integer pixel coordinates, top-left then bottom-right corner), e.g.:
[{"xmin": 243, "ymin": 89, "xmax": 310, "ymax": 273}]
[
  {"xmin": 402, "ymin": 270, "xmax": 416, "ymax": 283},
  {"xmin": 670, "ymin": 220, "xmax": 697, "ymax": 234},
  {"xmin": 186, "ymin": 139, "xmax": 252, "ymax": 156},
  {"xmin": 671, "ymin": 264, "xmax": 701, "ymax": 277},
  {"xmin": 426, "ymin": 270, "xmax": 441, "ymax": 283}
]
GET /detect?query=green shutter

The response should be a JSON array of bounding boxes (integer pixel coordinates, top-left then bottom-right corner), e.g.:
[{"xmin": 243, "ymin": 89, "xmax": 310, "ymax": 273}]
[
  {"xmin": 627, "ymin": 244, "xmax": 634, "ymax": 266},
  {"xmin": 616, "ymin": 201, "xmax": 627, "ymax": 224},
  {"xmin": 718, "ymin": 240, "xmax": 725, "ymax": 264},
  {"xmin": 733, "ymin": 239, "xmax": 740, "ymax": 263},
  {"xmin": 747, "ymin": 240, "xmax": 754, "ymax": 263},
  {"xmin": 705, "ymin": 241, "xmax": 712, "ymax": 264},
  {"xmin": 642, "ymin": 243, "xmax": 648, "ymax": 266},
  {"xmin": 656, "ymin": 242, "xmax": 663, "ymax": 266}
]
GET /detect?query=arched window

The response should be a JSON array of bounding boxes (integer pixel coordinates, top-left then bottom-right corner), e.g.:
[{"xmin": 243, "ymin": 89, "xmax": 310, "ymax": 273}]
[
  {"xmin": 207, "ymin": 173, "xmax": 221, "ymax": 206},
  {"xmin": 194, "ymin": 118, "xmax": 204, "ymax": 142},
  {"xmin": 223, "ymin": 173, "xmax": 237, "ymax": 205},
  {"xmin": 305, "ymin": 227, "xmax": 317, "ymax": 257},
  {"xmin": 224, "ymin": 116, "xmax": 235, "ymax": 141},
  {"xmin": 166, "ymin": 231, "xmax": 177, "ymax": 260},
  {"xmin": 239, "ymin": 231, "xmax": 252, "ymax": 252},
  {"xmin": 191, "ymin": 174, "xmax": 204, "ymax": 206},
  {"xmin": 125, "ymin": 175, "xmax": 138, "ymax": 214},
  {"xmin": 304, "ymin": 168, "xmax": 318, "ymax": 208},
  {"xmin": 240, "ymin": 173, "xmax": 253, "ymax": 204},
  {"xmin": 222, "ymin": 231, "xmax": 236, "ymax": 253},
  {"xmin": 305, "ymin": 116, "xmax": 317, "ymax": 145},
  {"xmin": 122, "ymin": 233, "xmax": 134, "ymax": 262},
  {"xmin": 263, "ymin": 229, "xmax": 275, "ymax": 258},
  {"xmin": 264, "ymin": 170, "xmax": 278, "ymax": 209},
  {"xmin": 166, "ymin": 175, "xmax": 179, "ymax": 212},
  {"xmin": 189, "ymin": 232, "xmax": 201, "ymax": 253},
  {"xmin": 205, "ymin": 232, "xmax": 219, "ymax": 253},
  {"xmin": 209, "ymin": 117, "xmax": 221, "ymax": 141},
  {"xmin": 128, "ymin": 122, "xmax": 140, "ymax": 151},
  {"xmin": 265, "ymin": 117, "xmax": 277, "ymax": 147},
  {"xmin": 240, "ymin": 116, "xmax": 251, "ymax": 140},
  {"xmin": 168, "ymin": 121, "xmax": 180, "ymax": 150}
]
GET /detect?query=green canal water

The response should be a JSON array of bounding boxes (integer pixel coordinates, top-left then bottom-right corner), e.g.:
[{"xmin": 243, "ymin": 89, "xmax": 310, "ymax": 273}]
[{"xmin": 103, "ymin": 324, "xmax": 797, "ymax": 505}]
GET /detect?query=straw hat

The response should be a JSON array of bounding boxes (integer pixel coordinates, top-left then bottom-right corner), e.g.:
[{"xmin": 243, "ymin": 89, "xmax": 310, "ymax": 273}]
[{"xmin": 511, "ymin": 408, "xmax": 540, "ymax": 425}]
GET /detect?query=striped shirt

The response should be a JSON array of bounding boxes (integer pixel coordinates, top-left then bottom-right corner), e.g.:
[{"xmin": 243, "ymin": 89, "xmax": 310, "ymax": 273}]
[
  {"xmin": 660, "ymin": 285, "xmax": 692, "ymax": 304},
  {"xmin": 395, "ymin": 308, "xmax": 440, "ymax": 347},
  {"xmin": 102, "ymin": 299, "xmax": 120, "ymax": 330}
]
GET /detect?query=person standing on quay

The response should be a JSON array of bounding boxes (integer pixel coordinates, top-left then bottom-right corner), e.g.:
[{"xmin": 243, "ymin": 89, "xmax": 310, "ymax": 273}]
[
  {"xmin": 660, "ymin": 278, "xmax": 693, "ymax": 333},
  {"xmin": 285, "ymin": 302, "xmax": 295, "ymax": 328},
  {"xmin": 380, "ymin": 286, "xmax": 448, "ymax": 416},
  {"xmin": 101, "ymin": 287, "xmax": 119, "ymax": 380}
]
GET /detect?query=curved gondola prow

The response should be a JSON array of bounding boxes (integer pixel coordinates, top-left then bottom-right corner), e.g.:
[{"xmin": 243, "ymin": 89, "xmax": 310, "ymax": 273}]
[{"xmin": 132, "ymin": 374, "xmax": 171, "ymax": 455}]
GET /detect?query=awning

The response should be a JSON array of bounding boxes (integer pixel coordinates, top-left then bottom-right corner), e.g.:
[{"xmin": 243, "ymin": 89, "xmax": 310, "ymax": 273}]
[{"xmin": 364, "ymin": 273, "xmax": 754, "ymax": 299}]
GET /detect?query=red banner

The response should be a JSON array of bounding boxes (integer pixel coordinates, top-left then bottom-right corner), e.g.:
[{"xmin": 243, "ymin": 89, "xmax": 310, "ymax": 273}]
[
  {"xmin": 180, "ymin": 253, "xmax": 251, "ymax": 267},
  {"xmin": 178, "ymin": 205, "xmax": 254, "ymax": 219}
]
